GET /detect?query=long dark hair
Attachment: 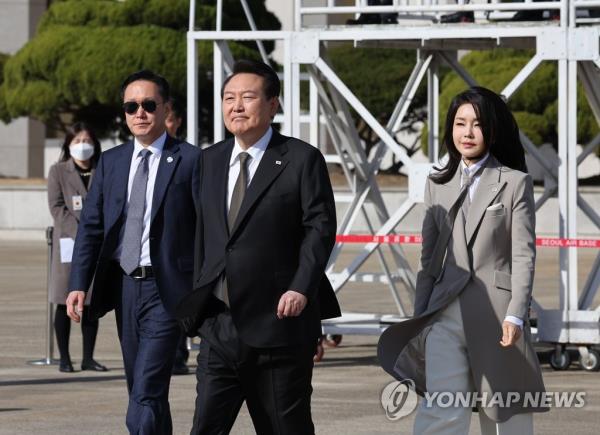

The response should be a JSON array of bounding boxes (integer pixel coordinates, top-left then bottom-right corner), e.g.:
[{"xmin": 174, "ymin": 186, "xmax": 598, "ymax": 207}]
[
  {"xmin": 60, "ymin": 122, "xmax": 102, "ymax": 165},
  {"xmin": 430, "ymin": 86, "xmax": 527, "ymax": 184}
]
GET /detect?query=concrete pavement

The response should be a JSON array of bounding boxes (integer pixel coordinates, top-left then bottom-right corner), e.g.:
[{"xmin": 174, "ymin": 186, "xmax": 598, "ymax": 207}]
[{"xmin": 0, "ymin": 240, "xmax": 599, "ymax": 434}]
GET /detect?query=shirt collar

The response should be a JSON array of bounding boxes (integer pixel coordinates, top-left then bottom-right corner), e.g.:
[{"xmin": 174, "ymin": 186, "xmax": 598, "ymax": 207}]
[
  {"xmin": 133, "ymin": 131, "xmax": 167, "ymax": 158},
  {"xmin": 230, "ymin": 126, "xmax": 273, "ymax": 167},
  {"xmin": 461, "ymin": 152, "xmax": 490, "ymax": 177}
]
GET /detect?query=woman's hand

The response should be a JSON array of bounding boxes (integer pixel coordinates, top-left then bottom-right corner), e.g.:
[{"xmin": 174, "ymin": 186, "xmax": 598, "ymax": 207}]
[{"xmin": 499, "ymin": 320, "xmax": 522, "ymax": 347}]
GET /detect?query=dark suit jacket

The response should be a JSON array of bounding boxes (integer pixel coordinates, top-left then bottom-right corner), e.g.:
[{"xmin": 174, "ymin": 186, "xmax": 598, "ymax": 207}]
[
  {"xmin": 68, "ymin": 135, "xmax": 201, "ymax": 320},
  {"xmin": 177, "ymin": 129, "xmax": 341, "ymax": 347}
]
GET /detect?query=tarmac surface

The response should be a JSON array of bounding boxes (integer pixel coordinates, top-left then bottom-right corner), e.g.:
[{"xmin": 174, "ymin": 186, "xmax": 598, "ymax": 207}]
[{"xmin": 0, "ymin": 240, "xmax": 599, "ymax": 434}]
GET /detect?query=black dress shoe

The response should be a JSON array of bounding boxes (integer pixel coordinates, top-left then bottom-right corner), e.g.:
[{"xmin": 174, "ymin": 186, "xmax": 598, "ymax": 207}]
[
  {"xmin": 81, "ymin": 359, "xmax": 108, "ymax": 372},
  {"xmin": 59, "ymin": 361, "xmax": 74, "ymax": 373},
  {"xmin": 171, "ymin": 361, "xmax": 190, "ymax": 375},
  {"xmin": 440, "ymin": 11, "xmax": 475, "ymax": 23}
]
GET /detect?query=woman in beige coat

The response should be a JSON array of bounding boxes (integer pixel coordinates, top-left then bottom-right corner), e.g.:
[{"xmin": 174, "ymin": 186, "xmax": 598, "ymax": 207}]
[
  {"xmin": 48, "ymin": 123, "xmax": 107, "ymax": 373},
  {"xmin": 378, "ymin": 87, "xmax": 547, "ymax": 434}
]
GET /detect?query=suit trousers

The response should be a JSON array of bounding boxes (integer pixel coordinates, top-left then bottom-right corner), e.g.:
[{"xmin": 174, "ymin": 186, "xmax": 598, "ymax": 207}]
[
  {"xmin": 191, "ymin": 307, "xmax": 315, "ymax": 435},
  {"xmin": 413, "ymin": 297, "xmax": 533, "ymax": 435},
  {"xmin": 116, "ymin": 274, "xmax": 181, "ymax": 435}
]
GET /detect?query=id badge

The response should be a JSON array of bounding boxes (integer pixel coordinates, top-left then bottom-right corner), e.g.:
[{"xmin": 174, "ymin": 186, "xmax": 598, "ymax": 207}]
[{"xmin": 72, "ymin": 195, "xmax": 83, "ymax": 211}]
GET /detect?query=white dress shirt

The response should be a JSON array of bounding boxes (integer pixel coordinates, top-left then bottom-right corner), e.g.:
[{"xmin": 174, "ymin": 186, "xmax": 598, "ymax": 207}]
[
  {"xmin": 460, "ymin": 153, "xmax": 523, "ymax": 329},
  {"xmin": 115, "ymin": 131, "xmax": 166, "ymax": 267},
  {"xmin": 227, "ymin": 127, "xmax": 272, "ymax": 211}
]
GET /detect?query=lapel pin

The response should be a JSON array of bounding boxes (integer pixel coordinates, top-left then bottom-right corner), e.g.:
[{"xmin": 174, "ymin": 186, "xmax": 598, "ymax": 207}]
[
  {"xmin": 275, "ymin": 160, "xmax": 282, "ymax": 165},
  {"xmin": 167, "ymin": 156, "xmax": 174, "ymax": 163},
  {"xmin": 492, "ymin": 187, "xmax": 497, "ymax": 192}
]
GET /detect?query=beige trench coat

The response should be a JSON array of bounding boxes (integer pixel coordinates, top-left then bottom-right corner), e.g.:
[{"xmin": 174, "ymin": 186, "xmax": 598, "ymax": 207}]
[
  {"xmin": 378, "ymin": 155, "xmax": 547, "ymax": 422},
  {"xmin": 47, "ymin": 159, "xmax": 94, "ymax": 305}
]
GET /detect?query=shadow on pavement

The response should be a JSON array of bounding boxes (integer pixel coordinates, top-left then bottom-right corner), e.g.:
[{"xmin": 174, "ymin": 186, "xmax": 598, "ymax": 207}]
[{"xmin": 0, "ymin": 374, "xmax": 125, "ymax": 387}]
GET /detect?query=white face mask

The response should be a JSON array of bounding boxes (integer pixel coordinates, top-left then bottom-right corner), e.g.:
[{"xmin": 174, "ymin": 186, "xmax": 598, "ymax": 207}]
[{"xmin": 70, "ymin": 142, "xmax": 95, "ymax": 161}]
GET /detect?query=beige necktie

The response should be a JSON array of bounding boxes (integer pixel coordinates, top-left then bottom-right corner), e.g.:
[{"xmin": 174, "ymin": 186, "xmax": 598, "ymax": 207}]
[{"xmin": 461, "ymin": 170, "xmax": 474, "ymax": 220}]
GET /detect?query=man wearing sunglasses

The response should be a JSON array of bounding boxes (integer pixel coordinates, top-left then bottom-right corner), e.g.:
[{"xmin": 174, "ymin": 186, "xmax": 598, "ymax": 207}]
[{"xmin": 66, "ymin": 70, "xmax": 200, "ymax": 434}]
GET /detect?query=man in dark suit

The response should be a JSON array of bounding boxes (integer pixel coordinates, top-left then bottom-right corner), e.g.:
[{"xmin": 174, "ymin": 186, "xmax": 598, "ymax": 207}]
[
  {"xmin": 165, "ymin": 97, "xmax": 191, "ymax": 376},
  {"xmin": 66, "ymin": 70, "xmax": 200, "ymax": 434},
  {"xmin": 177, "ymin": 60, "xmax": 340, "ymax": 434}
]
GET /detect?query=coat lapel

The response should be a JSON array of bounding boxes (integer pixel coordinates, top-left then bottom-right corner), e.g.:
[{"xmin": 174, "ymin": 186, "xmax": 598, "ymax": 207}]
[
  {"xmin": 465, "ymin": 156, "xmax": 506, "ymax": 245},
  {"xmin": 228, "ymin": 131, "xmax": 289, "ymax": 239},
  {"xmin": 65, "ymin": 159, "xmax": 88, "ymax": 197},
  {"xmin": 439, "ymin": 166, "xmax": 462, "ymax": 238},
  {"xmin": 151, "ymin": 136, "xmax": 180, "ymax": 224},
  {"xmin": 426, "ymin": 166, "xmax": 462, "ymax": 278}
]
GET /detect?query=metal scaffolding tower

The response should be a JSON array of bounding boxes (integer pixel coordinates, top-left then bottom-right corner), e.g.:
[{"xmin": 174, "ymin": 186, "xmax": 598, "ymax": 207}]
[{"xmin": 187, "ymin": 0, "xmax": 600, "ymax": 370}]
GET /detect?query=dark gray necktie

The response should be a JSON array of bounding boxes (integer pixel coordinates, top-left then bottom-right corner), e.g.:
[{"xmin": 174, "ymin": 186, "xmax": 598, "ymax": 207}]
[
  {"xmin": 218, "ymin": 152, "xmax": 250, "ymax": 306},
  {"xmin": 120, "ymin": 149, "xmax": 151, "ymax": 274},
  {"xmin": 228, "ymin": 152, "xmax": 250, "ymax": 231}
]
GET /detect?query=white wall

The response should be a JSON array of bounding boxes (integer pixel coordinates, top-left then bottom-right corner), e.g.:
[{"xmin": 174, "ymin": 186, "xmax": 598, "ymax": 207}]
[{"xmin": 2, "ymin": 183, "xmax": 598, "ymax": 240}]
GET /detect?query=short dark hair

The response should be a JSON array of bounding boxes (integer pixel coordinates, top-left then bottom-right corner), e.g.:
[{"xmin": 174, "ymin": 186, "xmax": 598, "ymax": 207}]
[
  {"xmin": 168, "ymin": 97, "xmax": 186, "ymax": 138},
  {"xmin": 120, "ymin": 69, "xmax": 170, "ymax": 103},
  {"xmin": 60, "ymin": 122, "xmax": 102, "ymax": 165},
  {"xmin": 170, "ymin": 97, "xmax": 185, "ymax": 120},
  {"xmin": 221, "ymin": 60, "xmax": 280, "ymax": 100},
  {"xmin": 431, "ymin": 87, "xmax": 527, "ymax": 184}
]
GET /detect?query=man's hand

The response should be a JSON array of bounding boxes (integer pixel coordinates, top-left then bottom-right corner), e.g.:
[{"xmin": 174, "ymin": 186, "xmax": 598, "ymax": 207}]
[
  {"xmin": 277, "ymin": 290, "xmax": 307, "ymax": 319},
  {"xmin": 499, "ymin": 320, "xmax": 522, "ymax": 347},
  {"xmin": 66, "ymin": 291, "xmax": 86, "ymax": 323}
]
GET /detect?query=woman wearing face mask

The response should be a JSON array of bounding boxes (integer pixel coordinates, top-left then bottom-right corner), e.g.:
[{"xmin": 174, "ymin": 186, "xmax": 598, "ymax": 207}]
[
  {"xmin": 378, "ymin": 87, "xmax": 547, "ymax": 434},
  {"xmin": 47, "ymin": 122, "xmax": 107, "ymax": 373}
]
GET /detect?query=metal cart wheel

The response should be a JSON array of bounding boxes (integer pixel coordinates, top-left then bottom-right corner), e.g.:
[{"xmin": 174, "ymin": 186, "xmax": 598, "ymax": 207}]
[
  {"xmin": 550, "ymin": 348, "xmax": 571, "ymax": 371},
  {"xmin": 579, "ymin": 349, "xmax": 600, "ymax": 372}
]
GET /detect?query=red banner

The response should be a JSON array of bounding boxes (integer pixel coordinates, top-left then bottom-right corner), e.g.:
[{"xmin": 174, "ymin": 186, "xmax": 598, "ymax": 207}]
[{"xmin": 335, "ymin": 234, "xmax": 600, "ymax": 248}]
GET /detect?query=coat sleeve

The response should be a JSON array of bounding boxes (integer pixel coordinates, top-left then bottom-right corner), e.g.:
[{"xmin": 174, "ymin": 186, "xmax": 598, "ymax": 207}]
[
  {"xmin": 288, "ymin": 147, "xmax": 337, "ymax": 301},
  {"xmin": 414, "ymin": 177, "xmax": 439, "ymax": 316},
  {"xmin": 47, "ymin": 164, "xmax": 77, "ymax": 229},
  {"xmin": 506, "ymin": 174, "xmax": 536, "ymax": 320},
  {"xmin": 68, "ymin": 153, "xmax": 106, "ymax": 292}
]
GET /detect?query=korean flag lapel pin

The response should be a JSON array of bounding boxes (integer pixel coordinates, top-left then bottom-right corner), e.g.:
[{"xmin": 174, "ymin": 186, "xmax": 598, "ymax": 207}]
[
  {"xmin": 167, "ymin": 156, "xmax": 174, "ymax": 163},
  {"xmin": 275, "ymin": 160, "xmax": 282, "ymax": 166}
]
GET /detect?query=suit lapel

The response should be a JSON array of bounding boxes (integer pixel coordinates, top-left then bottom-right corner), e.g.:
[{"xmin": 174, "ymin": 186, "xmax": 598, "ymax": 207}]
[
  {"xmin": 465, "ymin": 156, "xmax": 506, "ymax": 245},
  {"xmin": 229, "ymin": 131, "xmax": 289, "ymax": 239},
  {"xmin": 107, "ymin": 142, "xmax": 134, "ymax": 228},
  {"xmin": 151, "ymin": 135, "xmax": 181, "ymax": 224},
  {"xmin": 216, "ymin": 140, "xmax": 234, "ymax": 238}
]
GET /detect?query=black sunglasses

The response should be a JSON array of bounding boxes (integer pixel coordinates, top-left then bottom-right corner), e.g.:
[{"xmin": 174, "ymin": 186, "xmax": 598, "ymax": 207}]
[{"xmin": 122, "ymin": 100, "xmax": 161, "ymax": 115}]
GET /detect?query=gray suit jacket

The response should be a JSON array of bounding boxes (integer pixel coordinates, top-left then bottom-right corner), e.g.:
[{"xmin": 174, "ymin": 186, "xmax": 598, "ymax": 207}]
[
  {"xmin": 378, "ymin": 156, "xmax": 547, "ymax": 422},
  {"xmin": 48, "ymin": 159, "xmax": 94, "ymax": 305}
]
